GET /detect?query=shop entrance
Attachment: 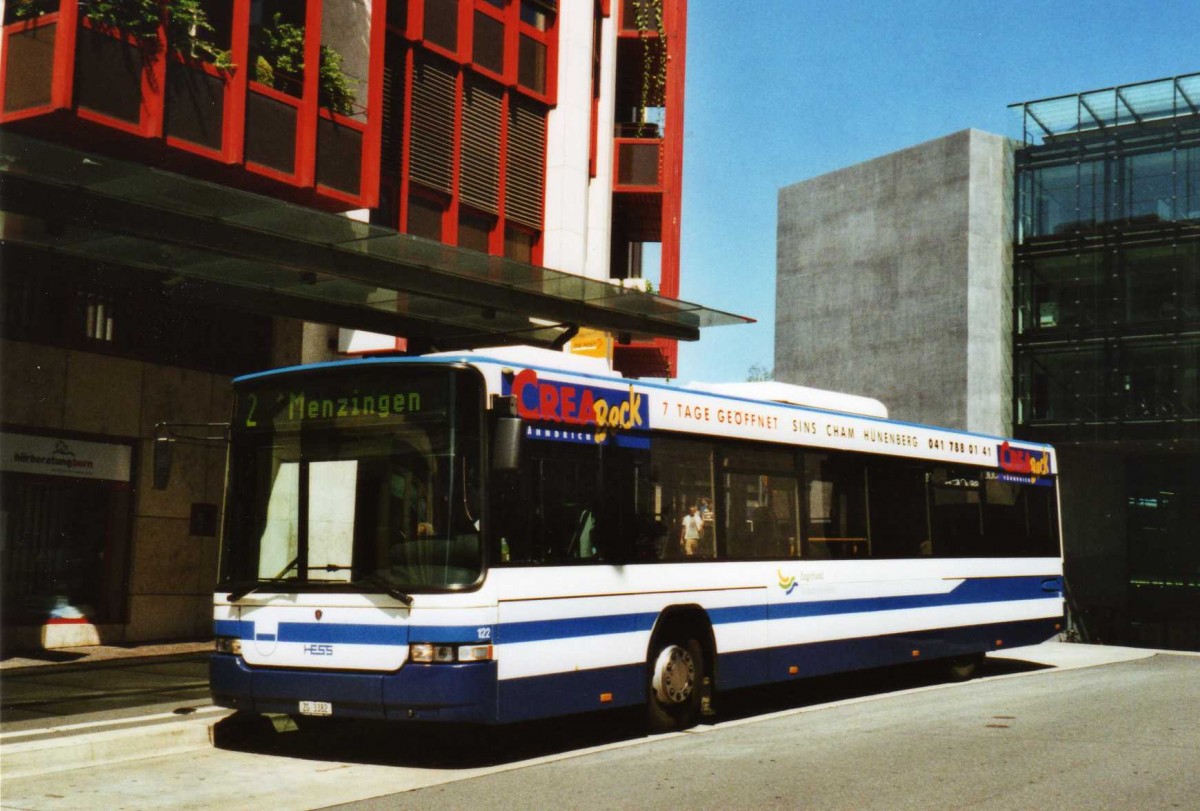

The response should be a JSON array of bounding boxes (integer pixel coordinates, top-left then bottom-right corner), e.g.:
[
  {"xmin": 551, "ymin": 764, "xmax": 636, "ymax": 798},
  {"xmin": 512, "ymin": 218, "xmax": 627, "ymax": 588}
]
[{"xmin": 1, "ymin": 434, "xmax": 133, "ymax": 627}]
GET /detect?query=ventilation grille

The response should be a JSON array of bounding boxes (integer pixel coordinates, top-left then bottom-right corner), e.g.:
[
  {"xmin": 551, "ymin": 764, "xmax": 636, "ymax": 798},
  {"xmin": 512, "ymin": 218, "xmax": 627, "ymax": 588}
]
[
  {"xmin": 409, "ymin": 52, "xmax": 455, "ymax": 194},
  {"xmin": 460, "ymin": 74, "xmax": 502, "ymax": 214},
  {"xmin": 379, "ymin": 37, "xmax": 407, "ymax": 181},
  {"xmin": 506, "ymin": 96, "xmax": 547, "ymax": 229}
]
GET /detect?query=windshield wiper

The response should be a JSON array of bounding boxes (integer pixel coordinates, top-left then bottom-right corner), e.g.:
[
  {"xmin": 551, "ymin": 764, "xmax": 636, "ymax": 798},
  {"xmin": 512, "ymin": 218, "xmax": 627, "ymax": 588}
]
[
  {"xmin": 355, "ymin": 573, "xmax": 414, "ymax": 606},
  {"xmin": 226, "ymin": 555, "xmax": 299, "ymax": 602}
]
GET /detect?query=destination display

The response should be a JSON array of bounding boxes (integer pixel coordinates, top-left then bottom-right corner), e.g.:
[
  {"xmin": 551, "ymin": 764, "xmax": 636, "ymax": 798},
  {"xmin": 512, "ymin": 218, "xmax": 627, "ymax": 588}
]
[{"xmin": 235, "ymin": 371, "xmax": 449, "ymax": 432}]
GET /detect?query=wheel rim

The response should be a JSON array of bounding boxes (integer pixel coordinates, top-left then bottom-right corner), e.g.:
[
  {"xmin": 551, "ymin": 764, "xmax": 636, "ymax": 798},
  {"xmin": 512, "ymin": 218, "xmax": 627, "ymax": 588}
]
[{"xmin": 652, "ymin": 644, "xmax": 696, "ymax": 705}]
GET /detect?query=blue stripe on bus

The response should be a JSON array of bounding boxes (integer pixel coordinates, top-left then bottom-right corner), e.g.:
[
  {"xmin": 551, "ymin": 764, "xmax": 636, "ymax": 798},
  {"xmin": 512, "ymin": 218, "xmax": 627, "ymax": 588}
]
[
  {"xmin": 768, "ymin": 575, "xmax": 1058, "ymax": 621},
  {"xmin": 497, "ymin": 576, "xmax": 1056, "ymax": 644},
  {"xmin": 214, "ymin": 576, "xmax": 1060, "ymax": 647}
]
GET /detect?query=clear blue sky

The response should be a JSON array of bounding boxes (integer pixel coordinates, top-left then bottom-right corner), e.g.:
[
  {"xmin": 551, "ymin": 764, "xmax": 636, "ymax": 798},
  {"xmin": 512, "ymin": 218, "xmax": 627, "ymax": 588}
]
[{"xmin": 673, "ymin": 0, "xmax": 1198, "ymax": 383}]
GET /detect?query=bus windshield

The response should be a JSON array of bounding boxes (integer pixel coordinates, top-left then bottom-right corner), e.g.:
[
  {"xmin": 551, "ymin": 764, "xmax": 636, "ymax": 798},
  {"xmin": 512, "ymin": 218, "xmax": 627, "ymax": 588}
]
[{"xmin": 220, "ymin": 367, "xmax": 483, "ymax": 593}]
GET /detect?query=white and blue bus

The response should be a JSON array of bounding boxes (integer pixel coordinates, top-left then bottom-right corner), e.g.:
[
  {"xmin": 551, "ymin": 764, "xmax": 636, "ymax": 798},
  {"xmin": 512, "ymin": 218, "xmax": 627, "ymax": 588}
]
[{"xmin": 208, "ymin": 347, "xmax": 1063, "ymax": 731}]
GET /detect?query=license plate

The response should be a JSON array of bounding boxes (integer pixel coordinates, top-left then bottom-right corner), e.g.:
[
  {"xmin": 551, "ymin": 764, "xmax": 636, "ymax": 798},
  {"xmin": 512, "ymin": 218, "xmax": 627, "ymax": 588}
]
[{"xmin": 298, "ymin": 701, "xmax": 332, "ymax": 716}]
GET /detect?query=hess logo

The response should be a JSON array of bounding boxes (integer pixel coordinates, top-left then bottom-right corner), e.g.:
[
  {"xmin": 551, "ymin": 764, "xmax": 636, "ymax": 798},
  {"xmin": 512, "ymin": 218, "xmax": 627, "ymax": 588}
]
[
  {"xmin": 303, "ymin": 644, "xmax": 334, "ymax": 656},
  {"xmin": 998, "ymin": 441, "xmax": 1050, "ymax": 476}
]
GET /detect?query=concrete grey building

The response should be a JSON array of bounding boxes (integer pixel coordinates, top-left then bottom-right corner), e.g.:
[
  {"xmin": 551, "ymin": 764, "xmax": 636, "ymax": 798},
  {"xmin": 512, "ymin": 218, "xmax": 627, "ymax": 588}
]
[{"xmin": 775, "ymin": 129, "xmax": 1013, "ymax": 436}]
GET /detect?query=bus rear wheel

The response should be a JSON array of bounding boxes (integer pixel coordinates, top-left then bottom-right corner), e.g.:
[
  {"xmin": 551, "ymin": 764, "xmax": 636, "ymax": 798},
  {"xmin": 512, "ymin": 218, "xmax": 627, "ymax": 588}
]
[
  {"xmin": 647, "ymin": 637, "xmax": 704, "ymax": 733},
  {"xmin": 946, "ymin": 652, "xmax": 984, "ymax": 681}
]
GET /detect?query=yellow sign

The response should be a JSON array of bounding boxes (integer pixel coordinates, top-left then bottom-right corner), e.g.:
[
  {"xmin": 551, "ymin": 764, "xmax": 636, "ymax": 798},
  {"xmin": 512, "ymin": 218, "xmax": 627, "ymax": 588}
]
[{"xmin": 567, "ymin": 328, "xmax": 612, "ymax": 362}]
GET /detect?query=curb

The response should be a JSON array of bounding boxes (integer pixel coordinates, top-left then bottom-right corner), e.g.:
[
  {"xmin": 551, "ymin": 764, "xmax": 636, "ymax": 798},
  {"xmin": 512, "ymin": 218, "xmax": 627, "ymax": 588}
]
[{"xmin": 1, "ymin": 709, "xmax": 232, "ymax": 779}]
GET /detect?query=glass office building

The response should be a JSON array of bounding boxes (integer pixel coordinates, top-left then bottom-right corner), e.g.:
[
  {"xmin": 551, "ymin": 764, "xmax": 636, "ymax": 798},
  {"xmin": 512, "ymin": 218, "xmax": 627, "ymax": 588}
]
[{"xmin": 1012, "ymin": 74, "xmax": 1200, "ymax": 648}]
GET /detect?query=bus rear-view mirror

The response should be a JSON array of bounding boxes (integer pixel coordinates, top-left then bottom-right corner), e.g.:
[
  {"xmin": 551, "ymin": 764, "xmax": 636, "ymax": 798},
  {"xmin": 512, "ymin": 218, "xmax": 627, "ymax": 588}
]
[{"xmin": 492, "ymin": 417, "xmax": 522, "ymax": 472}]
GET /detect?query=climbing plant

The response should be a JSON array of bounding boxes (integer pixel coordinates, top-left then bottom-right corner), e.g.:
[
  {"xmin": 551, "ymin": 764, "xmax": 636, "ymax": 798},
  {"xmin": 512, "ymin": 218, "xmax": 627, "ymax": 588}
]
[
  {"xmin": 632, "ymin": 0, "xmax": 666, "ymax": 137},
  {"xmin": 253, "ymin": 13, "xmax": 358, "ymax": 115}
]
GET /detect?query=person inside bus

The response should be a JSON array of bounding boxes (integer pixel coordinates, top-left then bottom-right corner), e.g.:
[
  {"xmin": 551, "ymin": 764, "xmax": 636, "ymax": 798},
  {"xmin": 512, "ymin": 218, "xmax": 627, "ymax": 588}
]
[{"xmin": 681, "ymin": 504, "xmax": 704, "ymax": 556}]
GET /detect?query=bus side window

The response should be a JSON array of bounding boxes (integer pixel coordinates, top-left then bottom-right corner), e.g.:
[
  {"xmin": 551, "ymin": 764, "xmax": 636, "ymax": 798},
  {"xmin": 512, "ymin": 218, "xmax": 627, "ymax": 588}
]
[
  {"xmin": 801, "ymin": 452, "xmax": 868, "ymax": 559},
  {"xmin": 928, "ymin": 467, "xmax": 983, "ymax": 557},
  {"xmin": 867, "ymin": 459, "xmax": 930, "ymax": 558},
  {"xmin": 650, "ymin": 437, "xmax": 714, "ymax": 559}
]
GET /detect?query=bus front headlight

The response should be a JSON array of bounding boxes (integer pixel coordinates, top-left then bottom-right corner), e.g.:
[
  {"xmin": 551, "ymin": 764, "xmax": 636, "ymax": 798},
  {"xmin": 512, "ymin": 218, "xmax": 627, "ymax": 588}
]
[
  {"xmin": 215, "ymin": 637, "xmax": 242, "ymax": 655},
  {"xmin": 409, "ymin": 643, "xmax": 492, "ymax": 663}
]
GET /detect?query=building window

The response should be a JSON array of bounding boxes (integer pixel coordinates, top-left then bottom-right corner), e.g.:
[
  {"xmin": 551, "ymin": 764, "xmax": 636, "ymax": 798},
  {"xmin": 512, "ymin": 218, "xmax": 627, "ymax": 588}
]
[
  {"xmin": 504, "ymin": 223, "xmax": 536, "ymax": 261},
  {"xmin": 423, "ymin": 0, "xmax": 459, "ymax": 52},
  {"xmin": 1018, "ymin": 253, "xmax": 1106, "ymax": 333},
  {"xmin": 249, "ymin": 0, "xmax": 308, "ymax": 99},
  {"xmin": 1023, "ymin": 160, "xmax": 1104, "ymax": 240},
  {"xmin": 520, "ymin": 0, "xmax": 551, "ymax": 30},
  {"xmin": 472, "ymin": 8, "xmax": 505, "ymax": 75},
  {"xmin": 517, "ymin": 33, "xmax": 547, "ymax": 94},
  {"xmin": 1021, "ymin": 348, "xmax": 1104, "ymax": 424},
  {"xmin": 1122, "ymin": 245, "xmax": 1177, "ymax": 324},
  {"xmin": 1124, "ymin": 151, "xmax": 1175, "ymax": 223},
  {"xmin": 1181, "ymin": 146, "xmax": 1200, "ymax": 221},
  {"xmin": 459, "ymin": 208, "xmax": 494, "ymax": 252},
  {"xmin": 82, "ymin": 291, "xmax": 115, "ymax": 343},
  {"xmin": 407, "ymin": 190, "xmax": 447, "ymax": 240}
]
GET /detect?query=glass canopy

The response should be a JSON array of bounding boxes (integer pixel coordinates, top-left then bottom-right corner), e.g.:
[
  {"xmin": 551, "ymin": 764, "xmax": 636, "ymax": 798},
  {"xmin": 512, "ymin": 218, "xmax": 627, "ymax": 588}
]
[
  {"xmin": 1010, "ymin": 73, "xmax": 1200, "ymax": 145},
  {"xmin": 0, "ymin": 132, "xmax": 752, "ymax": 348}
]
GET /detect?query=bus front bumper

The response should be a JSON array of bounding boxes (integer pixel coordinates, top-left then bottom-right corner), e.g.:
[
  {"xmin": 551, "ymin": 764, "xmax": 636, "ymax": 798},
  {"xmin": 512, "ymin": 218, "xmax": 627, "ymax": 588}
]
[{"xmin": 210, "ymin": 654, "xmax": 498, "ymax": 723}]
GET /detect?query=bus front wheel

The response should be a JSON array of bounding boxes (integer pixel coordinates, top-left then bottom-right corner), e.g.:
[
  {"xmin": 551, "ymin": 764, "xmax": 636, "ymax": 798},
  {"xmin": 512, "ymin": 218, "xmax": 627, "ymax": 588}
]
[{"xmin": 647, "ymin": 637, "xmax": 704, "ymax": 733}]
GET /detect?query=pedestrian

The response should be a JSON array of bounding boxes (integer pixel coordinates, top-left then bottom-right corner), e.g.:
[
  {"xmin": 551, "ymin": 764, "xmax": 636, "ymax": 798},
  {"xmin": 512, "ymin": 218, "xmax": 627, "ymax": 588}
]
[{"xmin": 680, "ymin": 504, "xmax": 703, "ymax": 556}]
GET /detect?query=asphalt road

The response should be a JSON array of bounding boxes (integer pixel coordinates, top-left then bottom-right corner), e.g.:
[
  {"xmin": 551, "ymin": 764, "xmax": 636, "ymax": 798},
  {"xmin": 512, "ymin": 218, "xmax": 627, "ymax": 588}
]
[
  {"xmin": 2, "ymin": 649, "xmax": 1197, "ymax": 810},
  {"xmin": 333, "ymin": 653, "xmax": 1200, "ymax": 811}
]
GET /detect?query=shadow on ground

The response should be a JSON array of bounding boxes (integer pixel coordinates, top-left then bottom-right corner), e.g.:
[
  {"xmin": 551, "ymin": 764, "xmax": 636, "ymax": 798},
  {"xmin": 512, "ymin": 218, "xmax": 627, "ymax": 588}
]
[{"xmin": 212, "ymin": 656, "xmax": 1050, "ymax": 769}]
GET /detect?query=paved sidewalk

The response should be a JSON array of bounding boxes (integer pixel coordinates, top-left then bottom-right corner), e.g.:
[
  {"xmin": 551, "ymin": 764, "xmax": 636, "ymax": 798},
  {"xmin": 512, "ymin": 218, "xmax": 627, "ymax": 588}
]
[
  {"xmin": 0, "ymin": 640, "xmax": 213, "ymax": 672},
  {"xmin": 1, "ymin": 640, "xmax": 226, "ymax": 778}
]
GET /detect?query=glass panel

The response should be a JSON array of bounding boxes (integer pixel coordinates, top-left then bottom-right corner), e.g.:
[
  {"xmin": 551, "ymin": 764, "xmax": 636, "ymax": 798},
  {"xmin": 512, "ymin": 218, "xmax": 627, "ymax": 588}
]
[
  {"xmin": 617, "ymin": 141, "xmax": 661, "ymax": 186},
  {"xmin": 1120, "ymin": 344, "xmax": 1181, "ymax": 421},
  {"xmin": 75, "ymin": 27, "xmax": 143, "ymax": 124},
  {"xmin": 167, "ymin": 0, "xmax": 233, "ymax": 64},
  {"xmin": 245, "ymin": 89, "xmax": 298, "ymax": 173},
  {"xmin": 224, "ymin": 369, "xmax": 482, "ymax": 590},
  {"xmin": 316, "ymin": 116, "xmax": 363, "ymax": 194},
  {"xmin": 423, "ymin": 0, "xmax": 458, "ymax": 51},
  {"xmin": 1124, "ymin": 150, "xmax": 1175, "ymax": 223},
  {"xmin": 1023, "ymin": 348, "xmax": 1104, "ymax": 423},
  {"xmin": 387, "ymin": 0, "xmax": 408, "ymax": 29},
  {"xmin": 517, "ymin": 33, "xmax": 545, "ymax": 94},
  {"xmin": 520, "ymin": 0, "xmax": 551, "ymax": 31},
  {"xmin": 473, "ymin": 10, "xmax": 504, "ymax": 74},
  {"xmin": 1180, "ymin": 147, "xmax": 1200, "ymax": 222},
  {"xmin": 1181, "ymin": 243, "xmax": 1200, "ymax": 321},
  {"xmin": 1025, "ymin": 160, "xmax": 1105, "ymax": 238},
  {"xmin": 3, "ymin": 23, "xmax": 56, "ymax": 113},
  {"xmin": 407, "ymin": 192, "xmax": 445, "ymax": 240},
  {"xmin": 867, "ymin": 459, "xmax": 930, "ymax": 558},
  {"xmin": 1122, "ymin": 245, "xmax": 1177, "ymax": 324},
  {"xmin": 249, "ymin": 0, "xmax": 307, "ymax": 98},
  {"xmin": 458, "ymin": 209, "xmax": 493, "ymax": 252},
  {"xmin": 321, "ymin": 0, "xmax": 368, "ymax": 118},
  {"xmin": 1020, "ymin": 253, "xmax": 1106, "ymax": 332},
  {"xmin": 801, "ymin": 451, "xmax": 867, "ymax": 559},
  {"xmin": 165, "ymin": 62, "xmax": 225, "ymax": 150},
  {"xmin": 504, "ymin": 223, "xmax": 534, "ymax": 261}
]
